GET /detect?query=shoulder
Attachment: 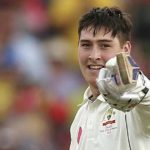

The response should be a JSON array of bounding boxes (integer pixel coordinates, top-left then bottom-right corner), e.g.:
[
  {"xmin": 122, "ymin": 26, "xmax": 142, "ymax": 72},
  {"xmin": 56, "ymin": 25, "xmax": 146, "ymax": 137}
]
[
  {"xmin": 72, "ymin": 102, "xmax": 88, "ymax": 123},
  {"xmin": 70, "ymin": 102, "xmax": 88, "ymax": 130}
]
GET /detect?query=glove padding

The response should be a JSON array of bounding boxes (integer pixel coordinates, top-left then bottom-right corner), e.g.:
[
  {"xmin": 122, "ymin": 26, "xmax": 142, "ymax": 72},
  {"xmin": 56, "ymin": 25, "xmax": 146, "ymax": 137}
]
[{"xmin": 96, "ymin": 55, "xmax": 148, "ymax": 112}]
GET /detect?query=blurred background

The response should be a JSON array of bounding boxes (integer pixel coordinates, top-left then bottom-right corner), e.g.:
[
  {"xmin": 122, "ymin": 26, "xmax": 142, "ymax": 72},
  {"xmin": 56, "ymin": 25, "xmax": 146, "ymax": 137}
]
[{"xmin": 0, "ymin": 0, "xmax": 150, "ymax": 149}]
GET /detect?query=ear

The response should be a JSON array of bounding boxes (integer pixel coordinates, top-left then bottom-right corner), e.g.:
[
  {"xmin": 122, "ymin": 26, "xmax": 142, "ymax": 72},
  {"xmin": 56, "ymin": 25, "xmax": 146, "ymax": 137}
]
[{"xmin": 123, "ymin": 41, "xmax": 131, "ymax": 54}]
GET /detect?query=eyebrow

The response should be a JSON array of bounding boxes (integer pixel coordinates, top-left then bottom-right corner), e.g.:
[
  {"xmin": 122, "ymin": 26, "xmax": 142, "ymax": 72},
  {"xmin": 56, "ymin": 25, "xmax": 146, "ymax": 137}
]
[{"xmin": 79, "ymin": 39, "xmax": 113, "ymax": 43}]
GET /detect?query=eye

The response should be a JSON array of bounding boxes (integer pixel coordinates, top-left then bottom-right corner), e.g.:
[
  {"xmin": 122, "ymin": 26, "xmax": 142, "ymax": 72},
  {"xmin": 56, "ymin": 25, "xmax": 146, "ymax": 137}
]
[
  {"xmin": 80, "ymin": 43, "xmax": 91, "ymax": 48},
  {"xmin": 100, "ymin": 44, "xmax": 110, "ymax": 49}
]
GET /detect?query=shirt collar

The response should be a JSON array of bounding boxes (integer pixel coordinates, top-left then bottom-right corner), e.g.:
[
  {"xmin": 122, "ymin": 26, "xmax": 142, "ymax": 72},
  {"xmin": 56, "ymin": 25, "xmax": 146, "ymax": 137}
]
[{"xmin": 83, "ymin": 87, "xmax": 106, "ymax": 103}]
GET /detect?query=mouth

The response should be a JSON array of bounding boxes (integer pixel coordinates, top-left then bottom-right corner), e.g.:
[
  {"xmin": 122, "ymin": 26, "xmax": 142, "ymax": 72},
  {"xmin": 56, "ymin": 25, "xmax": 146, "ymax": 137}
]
[{"xmin": 87, "ymin": 65, "xmax": 105, "ymax": 70}]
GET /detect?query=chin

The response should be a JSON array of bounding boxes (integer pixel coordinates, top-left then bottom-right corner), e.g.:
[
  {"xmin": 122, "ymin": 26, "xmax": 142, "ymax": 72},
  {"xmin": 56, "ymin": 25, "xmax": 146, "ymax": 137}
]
[{"xmin": 87, "ymin": 79, "xmax": 98, "ymax": 88}]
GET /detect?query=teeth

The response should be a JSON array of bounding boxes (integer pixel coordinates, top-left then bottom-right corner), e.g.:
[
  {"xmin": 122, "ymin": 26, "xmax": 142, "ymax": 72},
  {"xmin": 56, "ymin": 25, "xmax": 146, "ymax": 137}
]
[{"xmin": 89, "ymin": 65, "xmax": 101, "ymax": 69}]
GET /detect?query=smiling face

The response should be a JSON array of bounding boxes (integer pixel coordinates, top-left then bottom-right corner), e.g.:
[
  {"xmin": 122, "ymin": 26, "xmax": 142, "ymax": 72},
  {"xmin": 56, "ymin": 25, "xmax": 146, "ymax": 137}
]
[{"xmin": 78, "ymin": 27, "xmax": 131, "ymax": 90}]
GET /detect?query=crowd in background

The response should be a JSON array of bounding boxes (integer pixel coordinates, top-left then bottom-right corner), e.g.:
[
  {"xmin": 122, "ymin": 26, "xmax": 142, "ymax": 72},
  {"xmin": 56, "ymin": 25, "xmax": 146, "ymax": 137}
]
[{"xmin": 0, "ymin": 0, "xmax": 150, "ymax": 149}]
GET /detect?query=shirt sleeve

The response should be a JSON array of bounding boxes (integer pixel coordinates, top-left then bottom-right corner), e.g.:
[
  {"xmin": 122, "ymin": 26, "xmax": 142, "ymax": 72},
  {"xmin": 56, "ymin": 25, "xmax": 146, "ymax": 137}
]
[{"xmin": 135, "ymin": 74, "xmax": 150, "ymax": 136}]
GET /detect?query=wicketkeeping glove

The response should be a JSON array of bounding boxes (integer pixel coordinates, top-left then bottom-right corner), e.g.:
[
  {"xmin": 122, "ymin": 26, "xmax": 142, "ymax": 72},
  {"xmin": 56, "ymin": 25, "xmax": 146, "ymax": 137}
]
[{"xmin": 96, "ymin": 53, "xmax": 149, "ymax": 112}]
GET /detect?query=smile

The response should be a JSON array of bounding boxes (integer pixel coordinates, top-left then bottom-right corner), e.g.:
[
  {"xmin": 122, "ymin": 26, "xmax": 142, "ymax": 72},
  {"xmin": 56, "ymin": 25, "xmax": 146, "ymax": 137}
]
[{"xmin": 88, "ymin": 65, "xmax": 105, "ymax": 70}]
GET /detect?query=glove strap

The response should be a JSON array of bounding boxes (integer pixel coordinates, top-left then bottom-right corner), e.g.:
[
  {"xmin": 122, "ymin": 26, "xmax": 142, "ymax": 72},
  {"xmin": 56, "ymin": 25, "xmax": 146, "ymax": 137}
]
[
  {"xmin": 142, "ymin": 87, "xmax": 149, "ymax": 95},
  {"xmin": 138, "ymin": 87, "xmax": 149, "ymax": 104},
  {"xmin": 138, "ymin": 71, "xmax": 149, "ymax": 103}
]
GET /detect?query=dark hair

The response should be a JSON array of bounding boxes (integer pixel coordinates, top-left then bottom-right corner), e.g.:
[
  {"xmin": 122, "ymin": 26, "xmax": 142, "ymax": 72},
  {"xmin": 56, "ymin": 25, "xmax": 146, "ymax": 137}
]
[{"xmin": 78, "ymin": 7, "xmax": 133, "ymax": 45}]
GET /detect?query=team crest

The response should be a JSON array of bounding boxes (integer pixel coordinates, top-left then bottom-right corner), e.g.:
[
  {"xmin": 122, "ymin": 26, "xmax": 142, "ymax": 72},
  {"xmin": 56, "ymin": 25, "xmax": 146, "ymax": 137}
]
[{"xmin": 100, "ymin": 108, "xmax": 117, "ymax": 135}]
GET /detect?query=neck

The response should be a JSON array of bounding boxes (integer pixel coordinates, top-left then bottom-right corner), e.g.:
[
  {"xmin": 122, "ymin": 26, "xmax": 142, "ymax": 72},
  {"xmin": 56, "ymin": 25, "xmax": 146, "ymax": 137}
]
[{"xmin": 89, "ymin": 85, "xmax": 100, "ymax": 101}]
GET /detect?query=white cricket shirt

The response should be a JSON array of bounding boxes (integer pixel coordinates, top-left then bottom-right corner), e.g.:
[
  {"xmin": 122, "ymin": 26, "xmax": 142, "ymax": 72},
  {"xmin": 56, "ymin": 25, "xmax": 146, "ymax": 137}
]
[{"xmin": 70, "ymin": 76, "xmax": 150, "ymax": 150}]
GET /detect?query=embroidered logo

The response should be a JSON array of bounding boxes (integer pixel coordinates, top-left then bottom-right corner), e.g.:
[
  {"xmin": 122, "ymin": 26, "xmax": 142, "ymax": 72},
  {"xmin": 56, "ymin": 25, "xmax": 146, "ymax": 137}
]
[
  {"xmin": 77, "ymin": 127, "xmax": 82, "ymax": 144},
  {"xmin": 102, "ymin": 108, "xmax": 115, "ymax": 126},
  {"xmin": 100, "ymin": 108, "xmax": 117, "ymax": 135}
]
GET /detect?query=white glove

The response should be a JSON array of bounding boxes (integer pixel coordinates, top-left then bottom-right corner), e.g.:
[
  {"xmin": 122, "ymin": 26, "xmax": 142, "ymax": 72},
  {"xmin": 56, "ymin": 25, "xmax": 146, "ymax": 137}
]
[{"xmin": 96, "ymin": 55, "xmax": 149, "ymax": 112}]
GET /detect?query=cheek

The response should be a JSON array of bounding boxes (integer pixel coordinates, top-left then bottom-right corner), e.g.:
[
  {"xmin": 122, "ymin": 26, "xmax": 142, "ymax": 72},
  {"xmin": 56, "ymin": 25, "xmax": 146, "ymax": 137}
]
[
  {"xmin": 78, "ymin": 50, "xmax": 88, "ymax": 64},
  {"xmin": 101, "ymin": 55, "xmax": 113, "ymax": 63},
  {"xmin": 105, "ymin": 55, "xmax": 115, "ymax": 62},
  {"xmin": 102, "ymin": 52, "xmax": 120, "ymax": 62}
]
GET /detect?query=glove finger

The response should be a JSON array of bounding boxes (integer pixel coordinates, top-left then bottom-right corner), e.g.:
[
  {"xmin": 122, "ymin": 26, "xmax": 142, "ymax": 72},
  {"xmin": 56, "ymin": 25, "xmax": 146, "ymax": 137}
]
[
  {"xmin": 99, "ymin": 77, "xmax": 134, "ymax": 111},
  {"xmin": 96, "ymin": 79, "xmax": 108, "ymax": 95},
  {"xmin": 97, "ymin": 68, "xmax": 117, "ymax": 95},
  {"xmin": 103, "ymin": 82, "xmax": 130, "ymax": 110},
  {"xmin": 96, "ymin": 68, "xmax": 109, "ymax": 94},
  {"xmin": 97, "ymin": 68, "xmax": 108, "ymax": 80},
  {"xmin": 105, "ymin": 56, "xmax": 122, "ymax": 85},
  {"xmin": 97, "ymin": 68, "xmax": 120, "ymax": 98},
  {"xmin": 121, "ymin": 93, "xmax": 140, "ymax": 101},
  {"xmin": 97, "ymin": 78, "xmax": 118, "ymax": 100}
]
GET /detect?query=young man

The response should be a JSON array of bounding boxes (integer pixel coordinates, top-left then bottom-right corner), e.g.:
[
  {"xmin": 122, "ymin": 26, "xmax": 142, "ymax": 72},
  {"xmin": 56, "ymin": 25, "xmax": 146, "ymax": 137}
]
[{"xmin": 70, "ymin": 7, "xmax": 150, "ymax": 150}]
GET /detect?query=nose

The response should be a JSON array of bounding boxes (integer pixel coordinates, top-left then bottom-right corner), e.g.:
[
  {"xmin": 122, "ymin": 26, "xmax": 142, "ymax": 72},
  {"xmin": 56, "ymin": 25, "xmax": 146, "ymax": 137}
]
[{"xmin": 88, "ymin": 47, "xmax": 101, "ymax": 61}]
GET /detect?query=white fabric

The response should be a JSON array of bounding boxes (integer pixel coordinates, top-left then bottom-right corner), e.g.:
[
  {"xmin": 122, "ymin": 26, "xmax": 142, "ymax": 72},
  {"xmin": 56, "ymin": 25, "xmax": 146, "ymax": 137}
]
[{"xmin": 70, "ymin": 75, "xmax": 150, "ymax": 150}]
